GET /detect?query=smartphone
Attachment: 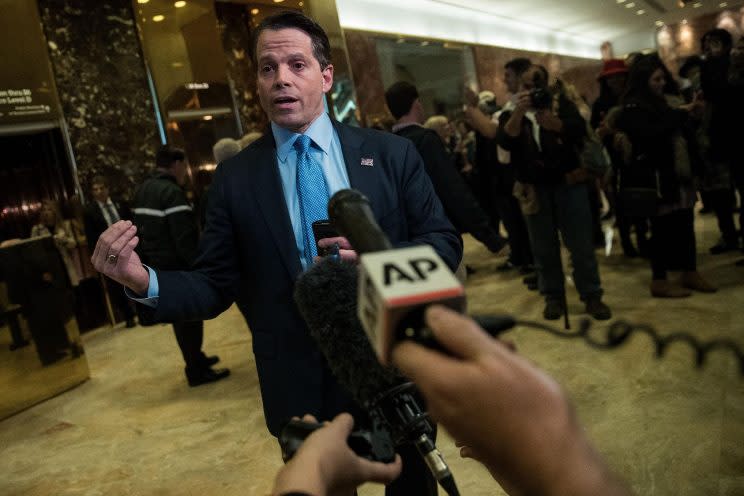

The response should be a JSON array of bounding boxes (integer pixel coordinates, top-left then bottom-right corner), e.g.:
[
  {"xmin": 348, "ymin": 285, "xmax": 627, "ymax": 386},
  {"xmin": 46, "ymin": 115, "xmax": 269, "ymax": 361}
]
[{"xmin": 311, "ymin": 220, "xmax": 339, "ymax": 256}]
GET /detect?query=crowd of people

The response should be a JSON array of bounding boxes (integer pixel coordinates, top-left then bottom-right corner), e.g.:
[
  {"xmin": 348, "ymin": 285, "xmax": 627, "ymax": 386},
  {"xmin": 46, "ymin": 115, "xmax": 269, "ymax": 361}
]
[
  {"xmin": 6, "ymin": 9, "xmax": 743, "ymax": 495},
  {"xmin": 376, "ymin": 29, "xmax": 744, "ymax": 310}
]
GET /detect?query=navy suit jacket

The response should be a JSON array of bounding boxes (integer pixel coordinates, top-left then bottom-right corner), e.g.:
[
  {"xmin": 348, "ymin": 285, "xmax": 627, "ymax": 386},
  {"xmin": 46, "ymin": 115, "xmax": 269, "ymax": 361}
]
[{"xmin": 148, "ymin": 120, "xmax": 462, "ymax": 435}]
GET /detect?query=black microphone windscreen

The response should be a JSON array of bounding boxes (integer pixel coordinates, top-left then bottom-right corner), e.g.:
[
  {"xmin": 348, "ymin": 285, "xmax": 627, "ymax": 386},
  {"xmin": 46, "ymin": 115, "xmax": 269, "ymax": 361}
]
[
  {"xmin": 328, "ymin": 189, "xmax": 392, "ymax": 254},
  {"xmin": 294, "ymin": 258, "xmax": 402, "ymax": 407}
]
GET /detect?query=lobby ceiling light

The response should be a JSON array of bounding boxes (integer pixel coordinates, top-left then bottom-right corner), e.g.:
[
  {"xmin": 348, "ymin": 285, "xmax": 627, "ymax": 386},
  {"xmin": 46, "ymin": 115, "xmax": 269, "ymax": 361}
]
[
  {"xmin": 655, "ymin": 20, "xmax": 664, "ymax": 26},
  {"xmin": 152, "ymin": 14, "xmax": 165, "ymax": 22},
  {"xmin": 174, "ymin": 1, "xmax": 186, "ymax": 7},
  {"xmin": 137, "ymin": 0, "xmax": 149, "ymax": 4},
  {"xmin": 273, "ymin": 0, "xmax": 285, "ymax": 3},
  {"xmin": 720, "ymin": 1, "xmax": 728, "ymax": 6},
  {"xmin": 616, "ymin": 0, "xmax": 625, "ymax": 3},
  {"xmin": 625, "ymin": 2, "xmax": 636, "ymax": 8},
  {"xmin": 637, "ymin": 9, "xmax": 646, "ymax": 14},
  {"xmin": 203, "ymin": 115, "xmax": 213, "ymax": 121},
  {"xmin": 251, "ymin": 8, "xmax": 259, "ymax": 15}
]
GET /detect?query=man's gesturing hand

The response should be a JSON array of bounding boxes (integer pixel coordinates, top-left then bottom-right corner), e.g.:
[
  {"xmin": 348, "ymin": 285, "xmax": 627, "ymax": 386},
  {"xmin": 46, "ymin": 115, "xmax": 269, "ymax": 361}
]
[{"xmin": 91, "ymin": 220, "xmax": 150, "ymax": 295}]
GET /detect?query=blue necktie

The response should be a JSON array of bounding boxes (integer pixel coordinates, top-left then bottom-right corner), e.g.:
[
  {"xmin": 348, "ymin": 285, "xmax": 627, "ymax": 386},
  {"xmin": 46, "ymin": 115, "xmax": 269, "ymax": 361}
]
[{"xmin": 295, "ymin": 134, "xmax": 330, "ymax": 261}]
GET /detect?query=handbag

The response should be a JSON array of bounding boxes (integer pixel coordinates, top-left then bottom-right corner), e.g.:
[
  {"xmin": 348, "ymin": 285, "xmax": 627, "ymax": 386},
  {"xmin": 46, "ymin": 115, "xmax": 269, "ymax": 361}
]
[
  {"xmin": 580, "ymin": 125, "xmax": 611, "ymax": 181},
  {"xmin": 618, "ymin": 187, "xmax": 659, "ymax": 217},
  {"xmin": 618, "ymin": 160, "xmax": 660, "ymax": 217}
]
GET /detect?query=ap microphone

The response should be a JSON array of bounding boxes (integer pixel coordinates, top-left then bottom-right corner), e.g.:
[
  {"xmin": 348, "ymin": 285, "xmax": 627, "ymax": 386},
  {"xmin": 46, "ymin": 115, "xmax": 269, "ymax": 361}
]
[
  {"xmin": 294, "ymin": 258, "xmax": 460, "ymax": 496},
  {"xmin": 328, "ymin": 189, "xmax": 467, "ymax": 364}
]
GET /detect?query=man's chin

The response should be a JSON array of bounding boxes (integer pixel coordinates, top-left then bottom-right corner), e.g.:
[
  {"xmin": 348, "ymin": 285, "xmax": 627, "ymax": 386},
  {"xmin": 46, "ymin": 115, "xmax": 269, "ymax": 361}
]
[{"xmin": 272, "ymin": 115, "xmax": 307, "ymax": 132}]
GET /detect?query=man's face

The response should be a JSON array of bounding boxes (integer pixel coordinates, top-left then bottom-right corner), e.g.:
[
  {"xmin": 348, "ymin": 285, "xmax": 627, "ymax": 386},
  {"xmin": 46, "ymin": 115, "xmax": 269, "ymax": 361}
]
[
  {"xmin": 648, "ymin": 68, "xmax": 666, "ymax": 97},
  {"xmin": 504, "ymin": 68, "xmax": 519, "ymax": 94},
  {"xmin": 704, "ymin": 38, "xmax": 725, "ymax": 58},
  {"xmin": 256, "ymin": 28, "xmax": 334, "ymax": 133},
  {"xmin": 91, "ymin": 183, "xmax": 109, "ymax": 203},
  {"xmin": 172, "ymin": 160, "xmax": 189, "ymax": 186}
]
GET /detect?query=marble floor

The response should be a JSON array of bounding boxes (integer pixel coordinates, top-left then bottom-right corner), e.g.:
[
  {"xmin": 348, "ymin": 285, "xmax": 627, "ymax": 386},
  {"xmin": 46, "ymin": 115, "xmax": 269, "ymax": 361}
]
[{"xmin": 1, "ymin": 213, "xmax": 743, "ymax": 496}]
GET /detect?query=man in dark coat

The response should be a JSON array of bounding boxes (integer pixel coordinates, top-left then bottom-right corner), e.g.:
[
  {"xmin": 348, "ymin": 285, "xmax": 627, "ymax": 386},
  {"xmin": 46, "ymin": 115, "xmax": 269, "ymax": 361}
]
[
  {"xmin": 84, "ymin": 176, "xmax": 136, "ymax": 328},
  {"xmin": 384, "ymin": 81, "xmax": 506, "ymax": 260},
  {"xmin": 131, "ymin": 146, "xmax": 230, "ymax": 387},
  {"xmin": 92, "ymin": 12, "xmax": 460, "ymax": 495}
]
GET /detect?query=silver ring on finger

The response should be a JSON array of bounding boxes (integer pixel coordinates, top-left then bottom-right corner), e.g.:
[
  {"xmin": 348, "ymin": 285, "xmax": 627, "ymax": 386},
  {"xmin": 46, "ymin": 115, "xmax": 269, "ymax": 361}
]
[{"xmin": 107, "ymin": 254, "xmax": 119, "ymax": 265}]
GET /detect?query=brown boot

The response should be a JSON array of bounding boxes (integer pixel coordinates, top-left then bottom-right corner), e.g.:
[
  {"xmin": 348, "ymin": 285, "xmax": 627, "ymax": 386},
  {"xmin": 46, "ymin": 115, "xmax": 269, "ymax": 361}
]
[
  {"xmin": 680, "ymin": 271, "xmax": 718, "ymax": 293},
  {"xmin": 650, "ymin": 280, "xmax": 692, "ymax": 298}
]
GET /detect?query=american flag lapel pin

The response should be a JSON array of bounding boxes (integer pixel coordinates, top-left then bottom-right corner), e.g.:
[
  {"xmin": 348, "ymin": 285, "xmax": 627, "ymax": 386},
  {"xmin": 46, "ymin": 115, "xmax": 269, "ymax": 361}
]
[{"xmin": 361, "ymin": 157, "xmax": 374, "ymax": 167}]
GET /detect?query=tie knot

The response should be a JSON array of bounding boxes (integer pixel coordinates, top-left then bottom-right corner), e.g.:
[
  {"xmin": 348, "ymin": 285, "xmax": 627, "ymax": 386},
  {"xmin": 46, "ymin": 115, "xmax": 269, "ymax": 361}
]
[{"xmin": 294, "ymin": 134, "xmax": 312, "ymax": 154}]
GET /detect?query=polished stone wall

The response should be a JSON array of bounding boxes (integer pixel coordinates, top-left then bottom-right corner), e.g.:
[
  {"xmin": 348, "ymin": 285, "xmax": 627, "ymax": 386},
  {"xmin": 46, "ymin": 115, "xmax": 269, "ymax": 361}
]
[
  {"xmin": 344, "ymin": 30, "xmax": 602, "ymax": 122},
  {"xmin": 343, "ymin": 30, "xmax": 387, "ymax": 127},
  {"xmin": 472, "ymin": 46, "xmax": 602, "ymax": 107},
  {"xmin": 38, "ymin": 0, "xmax": 160, "ymax": 201},
  {"xmin": 214, "ymin": 2, "xmax": 268, "ymax": 135},
  {"xmin": 658, "ymin": 9, "xmax": 743, "ymax": 76}
]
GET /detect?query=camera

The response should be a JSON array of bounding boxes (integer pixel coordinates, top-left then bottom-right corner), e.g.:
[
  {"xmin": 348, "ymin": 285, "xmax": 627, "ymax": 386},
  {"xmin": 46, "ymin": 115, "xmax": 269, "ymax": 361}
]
[{"xmin": 529, "ymin": 87, "xmax": 553, "ymax": 109}]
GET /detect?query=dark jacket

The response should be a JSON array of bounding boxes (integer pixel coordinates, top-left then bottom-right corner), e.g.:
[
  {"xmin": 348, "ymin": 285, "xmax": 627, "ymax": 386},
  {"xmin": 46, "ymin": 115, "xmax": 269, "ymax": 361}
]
[
  {"xmin": 139, "ymin": 121, "xmax": 462, "ymax": 436},
  {"xmin": 496, "ymin": 93, "xmax": 587, "ymax": 185},
  {"xmin": 395, "ymin": 125, "xmax": 503, "ymax": 252},
  {"xmin": 132, "ymin": 172, "xmax": 198, "ymax": 270},
  {"xmin": 615, "ymin": 97, "xmax": 688, "ymax": 204},
  {"xmin": 83, "ymin": 198, "xmax": 131, "ymax": 252}
]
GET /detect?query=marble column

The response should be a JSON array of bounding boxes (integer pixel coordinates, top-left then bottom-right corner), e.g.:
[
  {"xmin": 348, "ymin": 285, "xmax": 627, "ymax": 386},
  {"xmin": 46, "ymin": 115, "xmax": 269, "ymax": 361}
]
[
  {"xmin": 38, "ymin": 0, "xmax": 161, "ymax": 201},
  {"xmin": 214, "ymin": 2, "xmax": 268, "ymax": 135}
]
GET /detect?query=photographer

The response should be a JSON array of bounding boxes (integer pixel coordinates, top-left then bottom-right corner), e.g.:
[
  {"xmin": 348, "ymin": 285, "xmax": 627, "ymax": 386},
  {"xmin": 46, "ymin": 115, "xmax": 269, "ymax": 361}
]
[
  {"xmin": 271, "ymin": 306, "xmax": 631, "ymax": 496},
  {"xmin": 497, "ymin": 65, "xmax": 611, "ymax": 321}
]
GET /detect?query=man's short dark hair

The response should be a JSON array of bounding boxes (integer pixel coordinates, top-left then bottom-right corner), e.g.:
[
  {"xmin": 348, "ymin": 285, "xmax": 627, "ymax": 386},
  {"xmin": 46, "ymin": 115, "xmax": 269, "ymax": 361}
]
[
  {"xmin": 701, "ymin": 28, "xmax": 733, "ymax": 54},
  {"xmin": 156, "ymin": 145, "xmax": 186, "ymax": 169},
  {"xmin": 90, "ymin": 175, "xmax": 108, "ymax": 189},
  {"xmin": 505, "ymin": 57, "xmax": 532, "ymax": 76},
  {"xmin": 385, "ymin": 81, "xmax": 419, "ymax": 120},
  {"xmin": 250, "ymin": 11, "xmax": 331, "ymax": 69}
]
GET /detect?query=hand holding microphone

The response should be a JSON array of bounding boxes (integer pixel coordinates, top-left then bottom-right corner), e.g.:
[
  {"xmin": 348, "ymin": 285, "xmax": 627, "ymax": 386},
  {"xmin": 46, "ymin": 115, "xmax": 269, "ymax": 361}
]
[
  {"xmin": 392, "ymin": 305, "xmax": 631, "ymax": 496},
  {"xmin": 273, "ymin": 413, "xmax": 402, "ymax": 496}
]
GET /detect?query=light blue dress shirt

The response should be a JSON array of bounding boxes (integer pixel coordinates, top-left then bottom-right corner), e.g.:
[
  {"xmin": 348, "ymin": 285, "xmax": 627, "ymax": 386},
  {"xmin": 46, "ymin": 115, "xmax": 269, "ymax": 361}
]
[
  {"xmin": 131, "ymin": 112, "xmax": 349, "ymax": 306},
  {"xmin": 273, "ymin": 113, "xmax": 350, "ymax": 270}
]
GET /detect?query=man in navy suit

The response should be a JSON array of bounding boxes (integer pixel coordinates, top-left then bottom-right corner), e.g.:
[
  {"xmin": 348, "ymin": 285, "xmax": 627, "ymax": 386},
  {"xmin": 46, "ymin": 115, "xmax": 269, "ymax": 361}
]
[
  {"xmin": 92, "ymin": 11, "xmax": 460, "ymax": 494},
  {"xmin": 84, "ymin": 175, "xmax": 137, "ymax": 328}
]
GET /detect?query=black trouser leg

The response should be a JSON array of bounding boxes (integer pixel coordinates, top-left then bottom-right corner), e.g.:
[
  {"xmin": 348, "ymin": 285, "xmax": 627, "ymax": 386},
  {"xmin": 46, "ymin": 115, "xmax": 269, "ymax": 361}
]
[
  {"xmin": 172, "ymin": 320, "xmax": 205, "ymax": 369},
  {"xmin": 588, "ymin": 181, "xmax": 604, "ymax": 245},
  {"xmin": 650, "ymin": 209, "xmax": 696, "ymax": 280},
  {"xmin": 495, "ymin": 194, "xmax": 533, "ymax": 266},
  {"xmin": 709, "ymin": 188, "xmax": 738, "ymax": 245},
  {"xmin": 108, "ymin": 278, "xmax": 135, "ymax": 321}
]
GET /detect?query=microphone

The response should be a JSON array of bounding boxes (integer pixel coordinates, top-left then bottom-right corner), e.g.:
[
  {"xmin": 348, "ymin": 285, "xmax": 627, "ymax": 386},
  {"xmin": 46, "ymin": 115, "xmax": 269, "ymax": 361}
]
[
  {"xmin": 294, "ymin": 258, "xmax": 460, "ymax": 496},
  {"xmin": 328, "ymin": 189, "xmax": 467, "ymax": 364}
]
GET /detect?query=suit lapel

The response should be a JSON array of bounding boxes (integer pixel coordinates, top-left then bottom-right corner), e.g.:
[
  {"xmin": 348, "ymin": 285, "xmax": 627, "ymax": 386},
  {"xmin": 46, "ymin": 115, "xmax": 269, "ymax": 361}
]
[
  {"xmin": 333, "ymin": 121, "xmax": 381, "ymax": 207},
  {"xmin": 249, "ymin": 135, "xmax": 303, "ymax": 278}
]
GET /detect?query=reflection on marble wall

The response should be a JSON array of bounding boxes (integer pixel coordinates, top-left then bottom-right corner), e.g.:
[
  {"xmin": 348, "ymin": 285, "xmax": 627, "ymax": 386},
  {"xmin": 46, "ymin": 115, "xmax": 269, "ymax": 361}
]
[
  {"xmin": 472, "ymin": 46, "xmax": 602, "ymax": 108},
  {"xmin": 344, "ymin": 31, "xmax": 388, "ymax": 127},
  {"xmin": 214, "ymin": 2, "xmax": 268, "ymax": 135},
  {"xmin": 38, "ymin": 0, "xmax": 160, "ymax": 201},
  {"xmin": 344, "ymin": 30, "xmax": 602, "ymax": 124},
  {"xmin": 658, "ymin": 9, "xmax": 744, "ymax": 77}
]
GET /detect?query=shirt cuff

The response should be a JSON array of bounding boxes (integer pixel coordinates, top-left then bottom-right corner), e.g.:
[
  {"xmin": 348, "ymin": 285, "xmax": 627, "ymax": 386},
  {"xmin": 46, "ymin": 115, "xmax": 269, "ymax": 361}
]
[{"xmin": 124, "ymin": 265, "xmax": 159, "ymax": 308}]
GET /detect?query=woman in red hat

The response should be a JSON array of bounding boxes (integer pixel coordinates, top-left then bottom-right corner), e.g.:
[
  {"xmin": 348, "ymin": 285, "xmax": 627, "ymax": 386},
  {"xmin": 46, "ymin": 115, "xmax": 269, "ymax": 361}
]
[{"xmin": 592, "ymin": 58, "xmax": 651, "ymax": 258}]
